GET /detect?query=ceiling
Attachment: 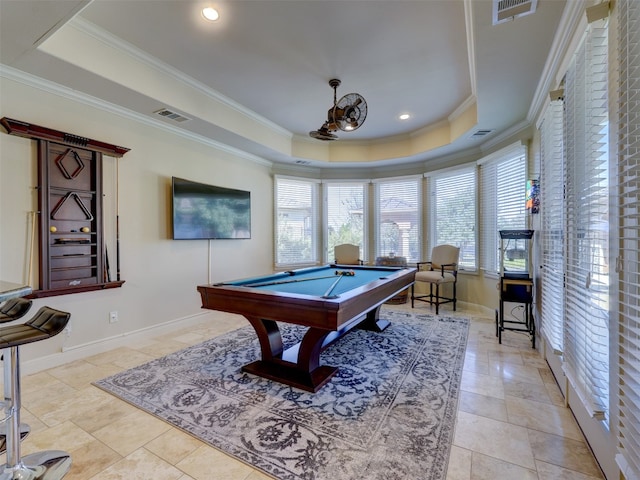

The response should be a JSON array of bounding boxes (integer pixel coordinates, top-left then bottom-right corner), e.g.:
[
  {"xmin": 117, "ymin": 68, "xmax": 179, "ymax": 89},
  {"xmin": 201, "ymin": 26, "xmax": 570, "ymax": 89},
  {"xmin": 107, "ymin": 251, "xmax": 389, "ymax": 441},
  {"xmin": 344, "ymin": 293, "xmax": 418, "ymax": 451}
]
[{"xmin": 0, "ymin": 0, "xmax": 568, "ymax": 169}]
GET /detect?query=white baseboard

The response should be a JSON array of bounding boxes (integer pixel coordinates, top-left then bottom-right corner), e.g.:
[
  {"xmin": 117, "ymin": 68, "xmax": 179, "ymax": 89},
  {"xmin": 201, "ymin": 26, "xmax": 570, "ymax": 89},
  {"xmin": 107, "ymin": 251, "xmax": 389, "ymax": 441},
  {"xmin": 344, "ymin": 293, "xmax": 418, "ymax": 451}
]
[{"xmin": 458, "ymin": 301, "xmax": 494, "ymax": 317}]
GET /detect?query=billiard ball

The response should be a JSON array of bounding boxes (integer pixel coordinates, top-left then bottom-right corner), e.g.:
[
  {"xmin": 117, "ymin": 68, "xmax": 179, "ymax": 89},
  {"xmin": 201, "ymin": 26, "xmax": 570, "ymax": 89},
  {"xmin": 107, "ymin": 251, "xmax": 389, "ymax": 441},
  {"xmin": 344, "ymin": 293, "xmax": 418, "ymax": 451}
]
[{"xmin": 336, "ymin": 270, "xmax": 355, "ymax": 276}]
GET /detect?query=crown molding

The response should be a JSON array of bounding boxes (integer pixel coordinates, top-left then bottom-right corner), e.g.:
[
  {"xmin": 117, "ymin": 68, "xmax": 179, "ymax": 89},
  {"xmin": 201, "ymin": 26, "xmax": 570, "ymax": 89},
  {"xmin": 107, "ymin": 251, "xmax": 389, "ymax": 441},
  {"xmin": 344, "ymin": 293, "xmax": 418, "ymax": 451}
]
[{"xmin": 480, "ymin": 119, "xmax": 531, "ymax": 153}]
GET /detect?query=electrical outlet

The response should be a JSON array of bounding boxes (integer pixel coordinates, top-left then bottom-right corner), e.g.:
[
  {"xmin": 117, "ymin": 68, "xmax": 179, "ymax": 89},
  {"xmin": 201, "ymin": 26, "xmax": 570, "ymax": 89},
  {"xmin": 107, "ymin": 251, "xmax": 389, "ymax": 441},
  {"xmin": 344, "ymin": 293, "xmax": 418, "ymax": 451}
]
[{"xmin": 109, "ymin": 311, "xmax": 118, "ymax": 323}]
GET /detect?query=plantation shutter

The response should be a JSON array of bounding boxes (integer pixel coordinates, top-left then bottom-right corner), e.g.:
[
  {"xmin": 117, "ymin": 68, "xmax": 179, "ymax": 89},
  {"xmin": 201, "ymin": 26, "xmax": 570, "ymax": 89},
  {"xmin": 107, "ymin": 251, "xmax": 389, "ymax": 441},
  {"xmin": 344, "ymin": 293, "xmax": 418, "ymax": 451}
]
[
  {"xmin": 616, "ymin": 0, "xmax": 640, "ymax": 476},
  {"xmin": 478, "ymin": 144, "xmax": 527, "ymax": 275},
  {"xmin": 275, "ymin": 176, "xmax": 320, "ymax": 266},
  {"xmin": 539, "ymin": 100, "xmax": 565, "ymax": 353},
  {"xmin": 427, "ymin": 166, "xmax": 477, "ymax": 270},
  {"xmin": 374, "ymin": 177, "xmax": 421, "ymax": 264},
  {"xmin": 562, "ymin": 18, "xmax": 609, "ymax": 420},
  {"xmin": 324, "ymin": 182, "xmax": 366, "ymax": 262}
]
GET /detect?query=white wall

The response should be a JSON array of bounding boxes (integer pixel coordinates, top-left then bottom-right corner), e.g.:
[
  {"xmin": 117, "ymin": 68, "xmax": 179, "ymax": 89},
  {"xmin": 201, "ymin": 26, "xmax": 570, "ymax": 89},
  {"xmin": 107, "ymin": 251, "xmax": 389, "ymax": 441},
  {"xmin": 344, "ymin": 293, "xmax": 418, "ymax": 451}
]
[{"xmin": 0, "ymin": 78, "xmax": 273, "ymax": 369}]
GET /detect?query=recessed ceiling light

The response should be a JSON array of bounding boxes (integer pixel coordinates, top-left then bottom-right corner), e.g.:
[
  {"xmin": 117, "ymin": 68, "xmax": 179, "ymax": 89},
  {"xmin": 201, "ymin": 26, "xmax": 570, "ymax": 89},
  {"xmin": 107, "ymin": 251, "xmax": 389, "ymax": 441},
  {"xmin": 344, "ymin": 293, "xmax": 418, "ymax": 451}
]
[
  {"xmin": 399, "ymin": 113, "xmax": 411, "ymax": 120},
  {"xmin": 202, "ymin": 7, "xmax": 219, "ymax": 21}
]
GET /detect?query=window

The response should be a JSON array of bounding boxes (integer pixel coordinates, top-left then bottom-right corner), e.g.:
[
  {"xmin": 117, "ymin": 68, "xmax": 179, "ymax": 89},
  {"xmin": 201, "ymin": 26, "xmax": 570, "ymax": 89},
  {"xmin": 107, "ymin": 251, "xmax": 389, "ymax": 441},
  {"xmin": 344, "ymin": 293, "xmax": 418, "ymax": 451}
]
[
  {"xmin": 562, "ymin": 17, "xmax": 609, "ymax": 421},
  {"xmin": 427, "ymin": 167, "xmax": 477, "ymax": 270},
  {"xmin": 616, "ymin": 2, "xmax": 640, "ymax": 475},
  {"xmin": 374, "ymin": 177, "xmax": 421, "ymax": 264},
  {"xmin": 324, "ymin": 182, "xmax": 366, "ymax": 262},
  {"xmin": 479, "ymin": 143, "xmax": 527, "ymax": 275},
  {"xmin": 539, "ymin": 100, "xmax": 565, "ymax": 354},
  {"xmin": 275, "ymin": 176, "xmax": 320, "ymax": 266}
]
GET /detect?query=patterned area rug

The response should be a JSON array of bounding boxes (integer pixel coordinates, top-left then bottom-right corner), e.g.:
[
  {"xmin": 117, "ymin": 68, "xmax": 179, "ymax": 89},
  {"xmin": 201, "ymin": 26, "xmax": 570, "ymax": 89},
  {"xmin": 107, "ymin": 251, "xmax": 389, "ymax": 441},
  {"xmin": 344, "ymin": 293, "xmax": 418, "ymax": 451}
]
[{"xmin": 95, "ymin": 310, "xmax": 469, "ymax": 480}]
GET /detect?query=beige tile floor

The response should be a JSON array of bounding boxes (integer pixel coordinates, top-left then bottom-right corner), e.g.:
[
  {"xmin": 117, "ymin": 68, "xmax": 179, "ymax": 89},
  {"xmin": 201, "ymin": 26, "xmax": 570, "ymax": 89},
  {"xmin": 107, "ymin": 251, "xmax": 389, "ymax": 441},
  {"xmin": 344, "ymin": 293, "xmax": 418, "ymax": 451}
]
[{"xmin": 1, "ymin": 304, "xmax": 603, "ymax": 479}]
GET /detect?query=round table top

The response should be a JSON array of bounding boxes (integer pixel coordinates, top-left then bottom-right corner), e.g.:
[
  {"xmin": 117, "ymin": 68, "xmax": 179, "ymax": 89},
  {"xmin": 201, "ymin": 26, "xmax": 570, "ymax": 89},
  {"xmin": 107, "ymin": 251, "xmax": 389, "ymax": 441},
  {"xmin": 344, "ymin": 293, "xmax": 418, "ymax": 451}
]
[{"xmin": 0, "ymin": 281, "xmax": 32, "ymax": 302}]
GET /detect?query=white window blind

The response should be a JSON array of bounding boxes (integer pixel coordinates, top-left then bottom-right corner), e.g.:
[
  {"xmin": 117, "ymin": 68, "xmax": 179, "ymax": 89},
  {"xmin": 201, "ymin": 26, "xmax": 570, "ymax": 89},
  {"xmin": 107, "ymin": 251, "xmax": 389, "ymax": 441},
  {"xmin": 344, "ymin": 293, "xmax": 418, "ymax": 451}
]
[
  {"xmin": 616, "ymin": 0, "xmax": 640, "ymax": 475},
  {"xmin": 428, "ymin": 167, "xmax": 477, "ymax": 270},
  {"xmin": 324, "ymin": 182, "xmax": 366, "ymax": 262},
  {"xmin": 562, "ymin": 19, "xmax": 609, "ymax": 420},
  {"xmin": 374, "ymin": 177, "xmax": 421, "ymax": 264},
  {"xmin": 479, "ymin": 144, "xmax": 527, "ymax": 274},
  {"xmin": 275, "ymin": 176, "xmax": 320, "ymax": 266},
  {"xmin": 539, "ymin": 100, "xmax": 565, "ymax": 354}
]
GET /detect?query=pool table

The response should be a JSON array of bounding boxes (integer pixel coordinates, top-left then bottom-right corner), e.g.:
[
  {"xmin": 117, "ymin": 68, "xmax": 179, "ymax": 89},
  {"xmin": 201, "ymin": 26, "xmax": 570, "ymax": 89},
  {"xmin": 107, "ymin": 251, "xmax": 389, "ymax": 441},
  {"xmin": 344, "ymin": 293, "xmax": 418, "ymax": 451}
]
[{"xmin": 197, "ymin": 264, "xmax": 416, "ymax": 392}]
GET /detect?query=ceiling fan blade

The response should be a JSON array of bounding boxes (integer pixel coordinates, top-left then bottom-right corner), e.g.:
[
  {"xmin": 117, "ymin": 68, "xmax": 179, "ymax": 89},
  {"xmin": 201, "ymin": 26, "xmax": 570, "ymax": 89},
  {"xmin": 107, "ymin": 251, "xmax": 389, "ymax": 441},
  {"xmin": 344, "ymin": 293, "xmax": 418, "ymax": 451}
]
[{"xmin": 309, "ymin": 122, "xmax": 338, "ymax": 140}]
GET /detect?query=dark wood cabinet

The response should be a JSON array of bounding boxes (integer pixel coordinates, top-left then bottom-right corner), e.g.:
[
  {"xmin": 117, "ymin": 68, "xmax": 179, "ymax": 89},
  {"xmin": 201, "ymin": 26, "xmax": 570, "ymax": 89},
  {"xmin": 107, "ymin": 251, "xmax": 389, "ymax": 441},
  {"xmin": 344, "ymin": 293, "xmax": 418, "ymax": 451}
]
[
  {"xmin": 39, "ymin": 142, "xmax": 104, "ymax": 291},
  {"xmin": 1, "ymin": 117, "xmax": 129, "ymax": 298}
]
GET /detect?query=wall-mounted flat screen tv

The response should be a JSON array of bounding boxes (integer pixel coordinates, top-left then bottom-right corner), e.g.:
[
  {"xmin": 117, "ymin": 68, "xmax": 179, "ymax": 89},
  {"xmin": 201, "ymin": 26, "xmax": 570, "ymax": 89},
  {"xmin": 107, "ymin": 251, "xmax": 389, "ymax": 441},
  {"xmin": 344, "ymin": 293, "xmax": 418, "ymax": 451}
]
[{"xmin": 172, "ymin": 177, "xmax": 251, "ymax": 240}]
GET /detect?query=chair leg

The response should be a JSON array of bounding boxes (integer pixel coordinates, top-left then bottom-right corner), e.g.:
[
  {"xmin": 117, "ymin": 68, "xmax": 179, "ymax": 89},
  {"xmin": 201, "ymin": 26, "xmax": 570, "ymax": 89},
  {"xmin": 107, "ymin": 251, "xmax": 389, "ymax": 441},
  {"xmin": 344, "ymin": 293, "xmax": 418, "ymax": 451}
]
[
  {"xmin": 411, "ymin": 284, "xmax": 415, "ymax": 308},
  {"xmin": 435, "ymin": 284, "xmax": 440, "ymax": 315},
  {"xmin": 453, "ymin": 282, "xmax": 457, "ymax": 311},
  {"xmin": 1, "ymin": 346, "xmax": 71, "ymax": 480}
]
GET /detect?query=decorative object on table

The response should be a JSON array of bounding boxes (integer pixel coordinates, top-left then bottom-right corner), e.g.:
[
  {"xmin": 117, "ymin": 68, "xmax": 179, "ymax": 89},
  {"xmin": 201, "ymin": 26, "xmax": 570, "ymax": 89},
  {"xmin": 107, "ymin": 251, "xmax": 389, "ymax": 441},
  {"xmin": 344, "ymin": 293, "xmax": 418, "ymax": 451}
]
[
  {"xmin": 411, "ymin": 244, "xmax": 460, "ymax": 314},
  {"xmin": 95, "ymin": 310, "xmax": 469, "ymax": 480},
  {"xmin": 309, "ymin": 79, "xmax": 368, "ymax": 141}
]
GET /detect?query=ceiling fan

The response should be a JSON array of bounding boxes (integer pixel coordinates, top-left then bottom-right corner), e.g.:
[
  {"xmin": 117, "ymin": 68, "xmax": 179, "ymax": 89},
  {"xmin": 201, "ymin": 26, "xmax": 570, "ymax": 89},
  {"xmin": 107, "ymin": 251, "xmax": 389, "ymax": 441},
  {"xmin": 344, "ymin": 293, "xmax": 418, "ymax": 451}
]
[{"xmin": 309, "ymin": 79, "xmax": 368, "ymax": 141}]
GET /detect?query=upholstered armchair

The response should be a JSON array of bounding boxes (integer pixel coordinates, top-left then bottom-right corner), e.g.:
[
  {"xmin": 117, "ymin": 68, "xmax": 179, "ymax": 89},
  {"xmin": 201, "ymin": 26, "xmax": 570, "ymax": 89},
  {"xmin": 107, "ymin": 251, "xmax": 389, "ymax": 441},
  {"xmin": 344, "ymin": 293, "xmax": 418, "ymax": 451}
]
[
  {"xmin": 334, "ymin": 243, "xmax": 363, "ymax": 265},
  {"xmin": 411, "ymin": 244, "xmax": 460, "ymax": 314}
]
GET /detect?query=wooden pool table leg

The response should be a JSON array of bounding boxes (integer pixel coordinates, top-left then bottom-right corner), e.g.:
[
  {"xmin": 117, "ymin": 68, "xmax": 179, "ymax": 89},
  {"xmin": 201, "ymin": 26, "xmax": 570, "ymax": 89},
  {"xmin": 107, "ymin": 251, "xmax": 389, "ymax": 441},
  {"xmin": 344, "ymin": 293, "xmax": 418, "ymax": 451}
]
[
  {"xmin": 358, "ymin": 305, "xmax": 390, "ymax": 332},
  {"xmin": 244, "ymin": 317, "xmax": 283, "ymax": 361},
  {"xmin": 242, "ymin": 316, "xmax": 337, "ymax": 392}
]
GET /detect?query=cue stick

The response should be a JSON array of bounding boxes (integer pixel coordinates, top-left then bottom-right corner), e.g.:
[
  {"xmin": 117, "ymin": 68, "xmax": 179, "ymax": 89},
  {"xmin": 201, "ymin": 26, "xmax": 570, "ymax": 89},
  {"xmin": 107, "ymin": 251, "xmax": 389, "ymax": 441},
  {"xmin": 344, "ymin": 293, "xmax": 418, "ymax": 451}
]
[
  {"xmin": 242, "ymin": 274, "xmax": 338, "ymax": 288},
  {"xmin": 116, "ymin": 157, "xmax": 121, "ymax": 282},
  {"xmin": 322, "ymin": 274, "xmax": 344, "ymax": 299},
  {"xmin": 105, "ymin": 246, "xmax": 111, "ymax": 282},
  {"xmin": 239, "ymin": 270, "xmax": 356, "ymax": 288},
  {"xmin": 27, "ymin": 211, "xmax": 37, "ymax": 286}
]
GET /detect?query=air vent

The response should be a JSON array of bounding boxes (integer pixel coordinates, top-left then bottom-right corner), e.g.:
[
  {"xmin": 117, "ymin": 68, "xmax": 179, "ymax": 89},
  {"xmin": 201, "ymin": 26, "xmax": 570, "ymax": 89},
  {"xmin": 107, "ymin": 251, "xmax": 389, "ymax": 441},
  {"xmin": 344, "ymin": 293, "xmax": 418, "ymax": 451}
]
[
  {"xmin": 493, "ymin": 0, "xmax": 537, "ymax": 24},
  {"xmin": 471, "ymin": 129, "xmax": 494, "ymax": 138},
  {"xmin": 154, "ymin": 108, "xmax": 191, "ymax": 123}
]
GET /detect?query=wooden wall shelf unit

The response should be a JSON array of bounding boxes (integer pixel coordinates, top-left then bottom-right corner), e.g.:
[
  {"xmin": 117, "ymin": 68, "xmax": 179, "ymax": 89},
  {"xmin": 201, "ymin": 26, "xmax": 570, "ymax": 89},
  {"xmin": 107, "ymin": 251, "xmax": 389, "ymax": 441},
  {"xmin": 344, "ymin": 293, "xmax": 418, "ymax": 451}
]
[{"xmin": 1, "ymin": 117, "xmax": 130, "ymax": 298}]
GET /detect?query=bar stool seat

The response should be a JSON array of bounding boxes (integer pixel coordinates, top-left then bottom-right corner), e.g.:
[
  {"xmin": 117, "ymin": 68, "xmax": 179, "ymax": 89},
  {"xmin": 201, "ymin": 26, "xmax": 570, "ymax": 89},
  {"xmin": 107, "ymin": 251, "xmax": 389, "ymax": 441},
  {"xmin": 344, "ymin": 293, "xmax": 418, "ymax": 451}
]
[
  {"xmin": 0, "ymin": 298, "xmax": 32, "ymax": 324},
  {"xmin": 0, "ymin": 308, "xmax": 69, "ymax": 347},
  {"xmin": 0, "ymin": 306, "xmax": 72, "ymax": 480}
]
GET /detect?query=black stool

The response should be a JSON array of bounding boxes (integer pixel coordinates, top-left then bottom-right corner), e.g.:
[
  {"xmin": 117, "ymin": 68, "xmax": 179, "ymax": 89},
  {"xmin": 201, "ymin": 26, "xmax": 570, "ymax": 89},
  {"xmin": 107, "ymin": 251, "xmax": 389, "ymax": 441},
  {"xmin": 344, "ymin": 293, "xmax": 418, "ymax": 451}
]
[
  {"xmin": 0, "ymin": 297, "xmax": 33, "ymax": 453},
  {"xmin": 0, "ymin": 306, "xmax": 72, "ymax": 480},
  {"xmin": 0, "ymin": 298, "xmax": 32, "ymax": 324}
]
